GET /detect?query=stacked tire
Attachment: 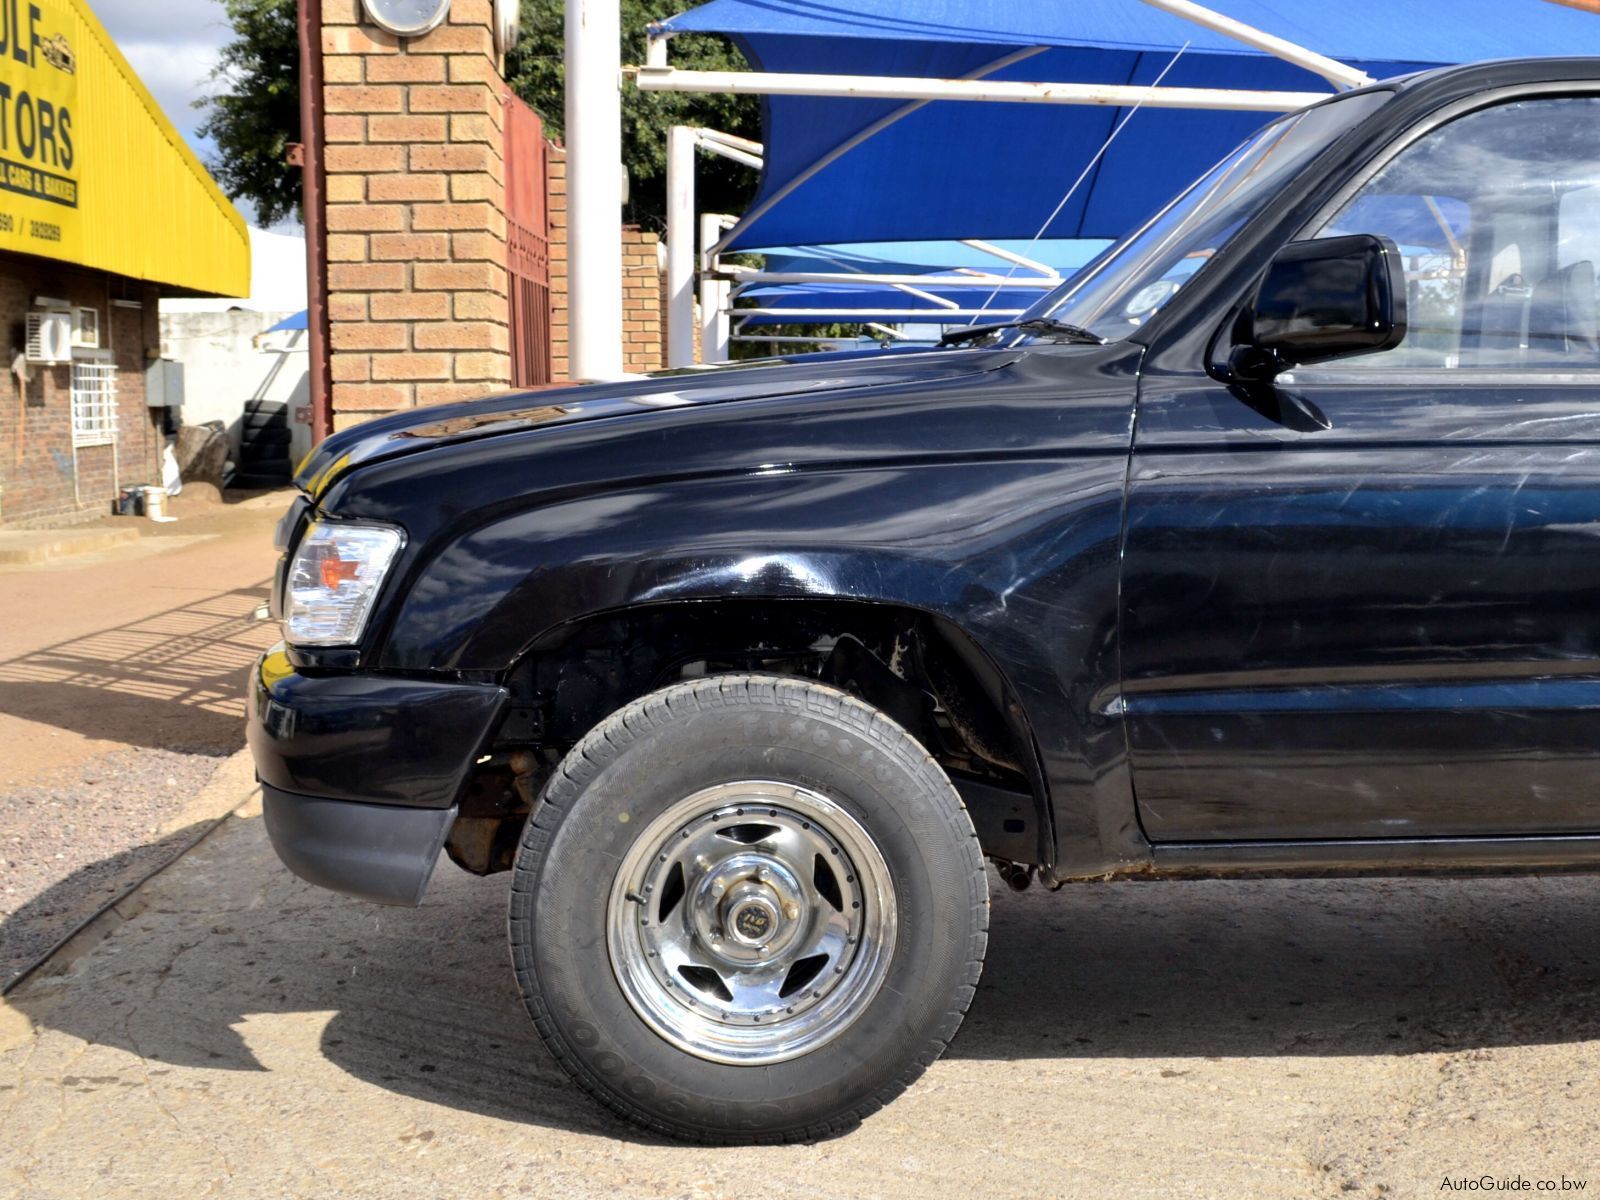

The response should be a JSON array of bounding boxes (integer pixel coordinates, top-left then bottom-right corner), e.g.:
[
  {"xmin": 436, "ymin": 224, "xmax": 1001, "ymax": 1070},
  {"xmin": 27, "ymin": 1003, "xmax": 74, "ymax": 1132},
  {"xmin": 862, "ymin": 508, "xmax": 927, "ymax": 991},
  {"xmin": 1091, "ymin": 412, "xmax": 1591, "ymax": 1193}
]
[{"xmin": 234, "ymin": 399, "xmax": 294, "ymax": 489}]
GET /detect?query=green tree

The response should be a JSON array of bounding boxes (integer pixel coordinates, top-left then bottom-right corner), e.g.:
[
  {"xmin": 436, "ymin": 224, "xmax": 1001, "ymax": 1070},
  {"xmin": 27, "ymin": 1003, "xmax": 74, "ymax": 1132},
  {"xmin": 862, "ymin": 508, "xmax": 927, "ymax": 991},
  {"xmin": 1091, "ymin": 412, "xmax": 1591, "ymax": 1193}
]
[
  {"xmin": 195, "ymin": 0, "xmax": 302, "ymax": 227},
  {"xmin": 504, "ymin": 0, "xmax": 759, "ymax": 232}
]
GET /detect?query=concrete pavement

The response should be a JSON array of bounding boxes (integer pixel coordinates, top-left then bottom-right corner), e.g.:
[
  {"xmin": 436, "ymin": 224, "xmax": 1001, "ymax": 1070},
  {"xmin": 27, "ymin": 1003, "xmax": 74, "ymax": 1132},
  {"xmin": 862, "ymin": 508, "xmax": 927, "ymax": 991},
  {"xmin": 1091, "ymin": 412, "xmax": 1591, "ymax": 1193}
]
[
  {"xmin": 0, "ymin": 492, "xmax": 284, "ymax": 988},
  {"xmin": 2, "ymin": 795, "xmax": 1597, "ymax": 1199}
]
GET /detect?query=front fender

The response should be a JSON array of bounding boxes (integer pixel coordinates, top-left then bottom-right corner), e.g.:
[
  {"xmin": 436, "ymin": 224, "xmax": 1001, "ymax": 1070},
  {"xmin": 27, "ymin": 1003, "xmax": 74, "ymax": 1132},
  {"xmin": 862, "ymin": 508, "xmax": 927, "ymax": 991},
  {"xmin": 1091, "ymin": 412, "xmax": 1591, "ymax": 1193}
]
[{"xmin": 381, "ymin": 454, "xmax": 1142, "ymax": 877}]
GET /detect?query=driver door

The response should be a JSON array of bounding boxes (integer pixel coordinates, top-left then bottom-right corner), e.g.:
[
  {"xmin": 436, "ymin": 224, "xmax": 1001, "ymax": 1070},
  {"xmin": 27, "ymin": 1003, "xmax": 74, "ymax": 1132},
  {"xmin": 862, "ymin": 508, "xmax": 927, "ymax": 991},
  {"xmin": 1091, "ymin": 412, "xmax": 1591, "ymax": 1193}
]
[{"xmin": 1121, "ymin": 90, "xmax": 1600, "ymax": 842}]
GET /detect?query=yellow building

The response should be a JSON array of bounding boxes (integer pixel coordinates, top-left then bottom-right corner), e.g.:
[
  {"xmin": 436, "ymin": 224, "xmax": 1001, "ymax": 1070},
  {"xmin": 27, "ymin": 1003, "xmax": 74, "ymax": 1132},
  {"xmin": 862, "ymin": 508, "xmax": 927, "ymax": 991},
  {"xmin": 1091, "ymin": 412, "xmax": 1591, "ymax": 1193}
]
[{"xmin": 0, "ymin": 0, "xmax": 249, "ymax": 525}]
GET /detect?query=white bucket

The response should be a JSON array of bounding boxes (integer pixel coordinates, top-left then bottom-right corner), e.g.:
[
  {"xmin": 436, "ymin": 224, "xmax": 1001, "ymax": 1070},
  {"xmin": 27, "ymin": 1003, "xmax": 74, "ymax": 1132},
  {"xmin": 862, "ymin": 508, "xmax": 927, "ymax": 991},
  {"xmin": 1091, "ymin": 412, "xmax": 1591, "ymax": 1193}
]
[{"xmin": 143, "ymin": 487, "xmax": 168, "ymax": 520}]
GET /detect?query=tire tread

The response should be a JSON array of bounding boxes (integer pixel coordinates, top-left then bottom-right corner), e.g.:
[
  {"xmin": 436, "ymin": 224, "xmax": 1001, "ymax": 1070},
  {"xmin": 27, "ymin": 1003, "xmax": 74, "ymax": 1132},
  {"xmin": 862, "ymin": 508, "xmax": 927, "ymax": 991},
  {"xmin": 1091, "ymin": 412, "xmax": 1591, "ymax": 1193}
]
[{"xmin": 508, "ymin": 673, "xmax": 988, "ymax": 1144}]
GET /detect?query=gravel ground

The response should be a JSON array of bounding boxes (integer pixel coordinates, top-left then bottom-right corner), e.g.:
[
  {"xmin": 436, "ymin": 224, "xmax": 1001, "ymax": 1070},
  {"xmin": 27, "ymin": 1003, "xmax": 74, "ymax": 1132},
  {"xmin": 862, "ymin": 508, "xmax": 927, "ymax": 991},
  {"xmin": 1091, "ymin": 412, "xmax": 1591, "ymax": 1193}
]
[{"xmin": 0, "ymin": 747, "xmax": 228, "ymax": 990}]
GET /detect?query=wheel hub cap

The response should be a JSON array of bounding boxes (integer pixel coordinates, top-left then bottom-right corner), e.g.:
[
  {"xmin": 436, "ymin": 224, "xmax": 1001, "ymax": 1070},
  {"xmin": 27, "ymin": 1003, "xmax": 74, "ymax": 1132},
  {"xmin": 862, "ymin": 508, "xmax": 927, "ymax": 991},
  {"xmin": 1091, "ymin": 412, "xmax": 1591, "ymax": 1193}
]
[
  {"xmin": 726, "ymin": 883, "xmax": 780, "ymax": 945},
  {"xmin": 606, "ymin": 781, "xmax": 898, "ymax": 1065}
]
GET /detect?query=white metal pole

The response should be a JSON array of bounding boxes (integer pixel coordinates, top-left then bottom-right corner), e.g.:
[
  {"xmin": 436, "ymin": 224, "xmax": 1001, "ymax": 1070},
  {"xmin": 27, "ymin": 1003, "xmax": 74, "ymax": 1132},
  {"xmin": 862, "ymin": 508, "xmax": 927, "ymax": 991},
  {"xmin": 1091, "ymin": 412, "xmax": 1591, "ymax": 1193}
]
[
  {"xmin": 1135, "ymin": 0, "xmax": 1373, "ymax": 90},
  {"xmin": 666, "ymin": 125, "xmax": 697, "ymax": 368},
  {"xmin": 711, "ymin": 278, "xmax": 732, "ymax": 361},
  {"xmin": 634, "ymin": 68, "xmax": 1329, "ymax": 113},
  {"xmin": 699, "ymin": 213, "xmax": 730, "ymax": 363},
  {"xmin": 566, "ymin": 0, "xmax": 625, "ymax": 380}
]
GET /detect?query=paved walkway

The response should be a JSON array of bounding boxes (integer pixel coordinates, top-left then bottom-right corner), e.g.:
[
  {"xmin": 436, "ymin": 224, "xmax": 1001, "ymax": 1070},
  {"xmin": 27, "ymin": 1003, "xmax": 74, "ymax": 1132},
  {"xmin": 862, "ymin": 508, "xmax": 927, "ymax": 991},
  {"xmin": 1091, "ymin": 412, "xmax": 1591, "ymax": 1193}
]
[
  {"xmin": 2, "ymin": 800, "xmax": 1596, "ymax": 1199},
  {"xmin": 0, "ymin": 492, "xmax": 285, "ymax": 988}
]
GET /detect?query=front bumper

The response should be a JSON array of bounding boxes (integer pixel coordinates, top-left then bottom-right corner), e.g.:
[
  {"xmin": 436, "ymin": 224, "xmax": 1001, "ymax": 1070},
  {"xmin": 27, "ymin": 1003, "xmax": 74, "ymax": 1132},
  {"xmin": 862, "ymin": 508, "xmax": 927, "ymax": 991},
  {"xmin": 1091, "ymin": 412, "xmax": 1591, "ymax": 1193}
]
[
  {"xmin": 248, "ymin": 644, "xmax": 508, "ymax": 904},
  {"xmin": 261, "ymin": 785, "xmax": 458, "ymax": 906}
]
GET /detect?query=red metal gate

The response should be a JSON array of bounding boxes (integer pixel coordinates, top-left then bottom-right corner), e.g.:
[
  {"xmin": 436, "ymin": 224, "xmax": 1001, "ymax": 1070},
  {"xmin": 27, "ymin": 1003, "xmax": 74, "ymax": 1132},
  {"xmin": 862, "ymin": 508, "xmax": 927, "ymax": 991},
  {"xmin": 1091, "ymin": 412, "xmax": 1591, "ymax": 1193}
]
[{"xmin": 505, "ymin": 89, "xmax": 553, "ymax": 387}]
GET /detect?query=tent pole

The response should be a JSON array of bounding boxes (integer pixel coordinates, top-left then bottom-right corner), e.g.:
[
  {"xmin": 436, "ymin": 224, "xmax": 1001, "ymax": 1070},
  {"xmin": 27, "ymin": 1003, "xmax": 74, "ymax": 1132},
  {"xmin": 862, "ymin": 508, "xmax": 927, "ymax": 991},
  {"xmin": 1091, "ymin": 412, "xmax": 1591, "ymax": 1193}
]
[
  {"xmin": 735, "ymin": 307, "xmax": 1028, "ymax": 319},
  {"xmin": 633, "ymin": 68, "xmax": 1328, "ymax": 115},
  {"xmin": 700, "ymin": 213, "xmax": 732, "ymax": 362},
  {"xmin": 666, "ymin": 125, "xmax": 697, "ymax": 367},
  {"xmin": 1134, "ymin": 0, "xmax": 1372, "ymax": 90},
  {"xmin": 721, "ymin": 268, "xmax": 1059, "ymax": 288},
  {"xmin": 567, "ymin": 0, "xmax": 625, "ymax": 380},
  {"xmin": 959, "ymin": 239, "xmax": 1061, "ymax": 278}
]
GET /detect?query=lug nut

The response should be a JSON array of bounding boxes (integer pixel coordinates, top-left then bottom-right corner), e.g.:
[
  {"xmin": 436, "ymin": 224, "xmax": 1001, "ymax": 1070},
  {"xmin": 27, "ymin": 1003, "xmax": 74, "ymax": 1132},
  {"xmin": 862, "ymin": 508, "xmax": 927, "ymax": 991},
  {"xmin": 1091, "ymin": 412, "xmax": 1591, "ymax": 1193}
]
[
  {"xmin": 711, "ymin": 882, "xmax": 726, "ymax": 898},
  {"xmin": 784, "ymin": 902, "xmax": 801, "ymax": 920}
]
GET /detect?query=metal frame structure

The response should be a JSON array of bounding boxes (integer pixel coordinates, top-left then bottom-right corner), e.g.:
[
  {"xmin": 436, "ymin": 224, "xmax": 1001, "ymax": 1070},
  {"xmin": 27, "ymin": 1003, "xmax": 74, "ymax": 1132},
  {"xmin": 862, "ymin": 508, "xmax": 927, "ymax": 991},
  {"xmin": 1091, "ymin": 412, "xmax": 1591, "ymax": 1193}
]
[
  {"xmin": 666, "ymin": 130, "xmax": 1085, "ymax": 363},
  {"xmin": 638, "ymin": 0, "xmax": 1377, "ymax": 364},
  {"xmin": 668, "ymin": 128, "xmax": 761, "ymax": 365}
]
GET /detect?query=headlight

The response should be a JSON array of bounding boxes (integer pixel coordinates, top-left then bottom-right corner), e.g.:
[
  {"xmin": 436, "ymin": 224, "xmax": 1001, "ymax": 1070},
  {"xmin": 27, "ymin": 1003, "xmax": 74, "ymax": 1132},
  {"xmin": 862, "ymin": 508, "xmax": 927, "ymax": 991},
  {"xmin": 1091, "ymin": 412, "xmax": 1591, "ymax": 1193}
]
[{"xmin": 284, "ymin": 520, "xmax": 404, "ymax": 646}]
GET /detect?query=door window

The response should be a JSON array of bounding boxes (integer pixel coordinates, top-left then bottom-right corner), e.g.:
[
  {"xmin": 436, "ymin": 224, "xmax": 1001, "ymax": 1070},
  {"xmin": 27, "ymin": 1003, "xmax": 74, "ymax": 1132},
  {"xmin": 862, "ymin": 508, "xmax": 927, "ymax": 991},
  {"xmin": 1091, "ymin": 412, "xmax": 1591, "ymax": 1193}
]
[{"xmin": 1310, "ymin": 95, "xmax": 1600, "ymax": 371}]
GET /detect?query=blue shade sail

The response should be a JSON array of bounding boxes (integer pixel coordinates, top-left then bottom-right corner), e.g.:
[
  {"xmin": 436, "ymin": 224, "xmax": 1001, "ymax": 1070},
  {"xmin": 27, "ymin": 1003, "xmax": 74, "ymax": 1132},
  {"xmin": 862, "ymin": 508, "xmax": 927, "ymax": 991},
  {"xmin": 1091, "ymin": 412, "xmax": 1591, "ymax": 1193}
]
[{"xmin": 657, "ymin": 0, "xmax": 1600, "ymax": 248}]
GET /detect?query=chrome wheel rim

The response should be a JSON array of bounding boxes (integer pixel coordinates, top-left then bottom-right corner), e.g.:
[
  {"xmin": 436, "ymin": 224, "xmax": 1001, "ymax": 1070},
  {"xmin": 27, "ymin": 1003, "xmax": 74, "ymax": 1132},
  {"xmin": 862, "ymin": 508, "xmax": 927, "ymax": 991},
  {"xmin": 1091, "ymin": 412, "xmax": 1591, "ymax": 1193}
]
[{"xmin": 606, "ymin": 780, "xmax": 898, "ymax": 1065}]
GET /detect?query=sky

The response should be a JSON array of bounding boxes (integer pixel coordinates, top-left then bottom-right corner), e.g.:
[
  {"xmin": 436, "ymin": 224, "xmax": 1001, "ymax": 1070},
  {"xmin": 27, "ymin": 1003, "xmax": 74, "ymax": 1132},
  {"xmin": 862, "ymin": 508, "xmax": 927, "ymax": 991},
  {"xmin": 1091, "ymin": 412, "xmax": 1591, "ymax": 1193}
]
[{"xmin": 90, "ymin": 0, "xmax": 251, "ymax": 210}]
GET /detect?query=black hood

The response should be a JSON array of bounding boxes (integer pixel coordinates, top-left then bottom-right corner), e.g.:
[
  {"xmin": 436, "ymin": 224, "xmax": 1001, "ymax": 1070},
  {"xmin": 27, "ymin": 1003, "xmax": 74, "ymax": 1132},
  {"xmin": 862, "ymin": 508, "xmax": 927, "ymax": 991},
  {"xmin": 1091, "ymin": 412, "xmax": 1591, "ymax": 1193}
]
[{"xmin": 295, "ymin": 347, "xmax": 1018, "ymax": 500}]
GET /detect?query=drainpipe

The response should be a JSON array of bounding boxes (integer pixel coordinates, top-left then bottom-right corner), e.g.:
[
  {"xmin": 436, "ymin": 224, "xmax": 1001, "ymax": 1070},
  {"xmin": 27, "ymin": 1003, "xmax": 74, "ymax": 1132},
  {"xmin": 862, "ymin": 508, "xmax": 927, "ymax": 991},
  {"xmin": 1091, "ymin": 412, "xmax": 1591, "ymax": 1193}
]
[{"xmin": 298, "ymin": 0, "xmax": 332, "ymax": 443}]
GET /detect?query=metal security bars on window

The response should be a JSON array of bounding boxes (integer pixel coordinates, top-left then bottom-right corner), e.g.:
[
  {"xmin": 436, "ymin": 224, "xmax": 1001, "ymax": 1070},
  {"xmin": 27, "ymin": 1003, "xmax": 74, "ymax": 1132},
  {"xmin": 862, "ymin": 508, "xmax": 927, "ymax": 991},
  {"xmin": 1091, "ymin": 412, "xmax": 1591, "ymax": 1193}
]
[{"xmin": 70, "ymin": 361, "xmax": 118, "ymax": 447}]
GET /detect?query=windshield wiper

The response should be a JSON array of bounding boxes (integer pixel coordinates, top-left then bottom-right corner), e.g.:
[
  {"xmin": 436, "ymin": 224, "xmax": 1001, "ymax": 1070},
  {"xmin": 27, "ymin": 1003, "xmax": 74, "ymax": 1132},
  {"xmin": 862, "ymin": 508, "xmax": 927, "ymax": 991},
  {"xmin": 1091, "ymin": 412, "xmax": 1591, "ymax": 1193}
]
[{"xmin": 938, "ymin": 317, "xmax": 1106, "ymax": 347}]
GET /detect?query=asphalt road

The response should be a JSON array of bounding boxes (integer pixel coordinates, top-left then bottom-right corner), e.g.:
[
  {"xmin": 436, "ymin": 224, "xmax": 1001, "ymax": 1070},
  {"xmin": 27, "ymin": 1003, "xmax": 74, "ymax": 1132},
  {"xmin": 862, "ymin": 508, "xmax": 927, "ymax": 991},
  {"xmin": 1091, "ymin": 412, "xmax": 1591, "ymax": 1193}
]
[{"xmin": 3, "ymin": 792, "xmax": 1597, "ymax": 1200}]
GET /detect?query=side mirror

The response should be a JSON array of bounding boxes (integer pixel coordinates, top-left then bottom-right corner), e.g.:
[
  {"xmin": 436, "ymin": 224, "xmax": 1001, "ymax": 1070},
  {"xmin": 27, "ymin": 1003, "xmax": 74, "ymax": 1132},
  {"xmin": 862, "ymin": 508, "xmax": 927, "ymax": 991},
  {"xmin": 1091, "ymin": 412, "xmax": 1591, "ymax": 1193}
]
[{"xmin": 1231, "ymin": 234, "xmax": 1407, "ymax": 381}]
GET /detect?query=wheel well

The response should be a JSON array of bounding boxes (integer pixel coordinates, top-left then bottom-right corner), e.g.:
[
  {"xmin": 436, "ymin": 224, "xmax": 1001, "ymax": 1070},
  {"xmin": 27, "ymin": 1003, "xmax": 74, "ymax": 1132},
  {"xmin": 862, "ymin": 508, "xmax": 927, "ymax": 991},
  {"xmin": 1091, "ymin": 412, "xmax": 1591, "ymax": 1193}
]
[{"xmin": 447, "ymin": 599, "xmax": 1051, "ymax": 878}]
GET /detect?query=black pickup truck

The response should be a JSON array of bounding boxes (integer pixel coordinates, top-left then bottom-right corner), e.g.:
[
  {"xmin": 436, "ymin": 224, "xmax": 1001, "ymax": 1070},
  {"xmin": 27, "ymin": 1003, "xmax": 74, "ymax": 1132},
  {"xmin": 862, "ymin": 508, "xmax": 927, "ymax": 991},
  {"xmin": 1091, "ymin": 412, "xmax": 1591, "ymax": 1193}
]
[{"xmin": 250, "ymin": 58, "xmax": 1600, "ymax": 1142}]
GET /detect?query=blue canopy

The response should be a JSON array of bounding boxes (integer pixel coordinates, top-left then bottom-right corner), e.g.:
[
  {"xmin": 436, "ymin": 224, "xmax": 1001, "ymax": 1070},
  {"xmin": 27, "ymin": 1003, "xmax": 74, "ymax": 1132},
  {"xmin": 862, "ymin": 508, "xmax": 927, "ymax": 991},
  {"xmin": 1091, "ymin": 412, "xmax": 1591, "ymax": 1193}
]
[
  {"xmin": 754, "ymin": 238, "xmax": 1111, "ymax": 276},
  {"xmin": 737, "ymin": 238, "xmax": 1109, "ymax": 325},
  {"xmin": 659, "ymin": 0, "xmax": 1600, "ymax": 250},
  {"xmin": 736, "ymin": 281, "xmax": 1069, "ymax": 325},
  {"xmin": 264, "ymin": 310, "xmax": 309, "ymax": 333}
]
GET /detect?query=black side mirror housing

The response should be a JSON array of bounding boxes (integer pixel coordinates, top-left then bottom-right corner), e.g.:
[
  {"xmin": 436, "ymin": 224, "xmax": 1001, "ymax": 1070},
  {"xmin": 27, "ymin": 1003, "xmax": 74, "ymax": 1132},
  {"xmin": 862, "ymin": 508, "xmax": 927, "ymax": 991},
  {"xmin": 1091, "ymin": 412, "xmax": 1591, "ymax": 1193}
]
[{"xmin": 1231, "ymin": 233, "xmax": 1408, "ymax": 382}]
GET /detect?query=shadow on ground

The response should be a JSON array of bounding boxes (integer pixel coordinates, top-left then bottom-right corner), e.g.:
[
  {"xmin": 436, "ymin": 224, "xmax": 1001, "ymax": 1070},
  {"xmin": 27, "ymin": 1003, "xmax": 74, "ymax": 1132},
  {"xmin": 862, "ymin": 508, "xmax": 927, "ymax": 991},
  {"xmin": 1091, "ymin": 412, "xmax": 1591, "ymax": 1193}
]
[
  {"xmin": 0, "ymin": 581, "xmax": 276, "ymax": 755},
  {"xmin": 0, "ymin": 821, "xmax": 221, "ymax": 991},
  {"xmin": 8, "ymin": 816, "xmax": 1600, "ymax": 1143}
]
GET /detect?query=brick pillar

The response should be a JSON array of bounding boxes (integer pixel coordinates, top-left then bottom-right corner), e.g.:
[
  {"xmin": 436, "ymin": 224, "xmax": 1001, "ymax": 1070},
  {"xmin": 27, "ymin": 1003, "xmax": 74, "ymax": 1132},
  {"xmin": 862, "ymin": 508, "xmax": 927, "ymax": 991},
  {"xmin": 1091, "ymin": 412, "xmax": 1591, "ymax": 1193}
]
[
  {"xmin": 546, "ymin": 141, "xmax": 569, "ymax": 382},
  {"xmin": 544, "ymin": 147, "xmax": 666, "ymax": 381},
  {"xmin": 320, "ymin": 0, "xmax": 511, "ymax": 431},
  {"xmin": 621, "ymin": 226, "xmax": 665, "ymax": 373}
]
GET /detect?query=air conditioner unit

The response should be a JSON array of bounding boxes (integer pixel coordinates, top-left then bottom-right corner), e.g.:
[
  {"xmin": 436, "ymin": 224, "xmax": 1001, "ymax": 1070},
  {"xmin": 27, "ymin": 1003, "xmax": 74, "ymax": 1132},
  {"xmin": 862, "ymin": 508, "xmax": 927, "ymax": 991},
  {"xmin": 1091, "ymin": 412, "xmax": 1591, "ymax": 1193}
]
[
  {"xmin": 25, "ymin": 312, "xmax": 72, "ymax": 364},
  {"xmin": 72, "ymin": 307, "xmax": 99, "ymax": 349}
]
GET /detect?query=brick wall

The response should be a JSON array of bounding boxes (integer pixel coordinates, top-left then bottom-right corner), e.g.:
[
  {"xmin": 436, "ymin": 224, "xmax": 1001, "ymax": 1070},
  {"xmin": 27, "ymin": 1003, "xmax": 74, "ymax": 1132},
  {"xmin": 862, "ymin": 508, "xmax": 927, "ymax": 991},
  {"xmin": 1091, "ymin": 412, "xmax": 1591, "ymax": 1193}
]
[
  {"xmin": 621, "ymin": 227, "xmax": 665, "ymax": 373},
  {"xmin": 316, "ymin": 2, "xmax": 673, "ymax": 415},
  {"xmin": 546, "ymin": 142, "xmax": 569, "ymax": 382},
  {"xmin": 320, "ymin": 0, "xmax": 511, "ymax": 432},
  {"xmin": 542, "ymin": 143, "xmax": 666, "ymax": 380},
  {"xmin": 0, "ymin": 253, "xmax": 161, "ymax": 527}
]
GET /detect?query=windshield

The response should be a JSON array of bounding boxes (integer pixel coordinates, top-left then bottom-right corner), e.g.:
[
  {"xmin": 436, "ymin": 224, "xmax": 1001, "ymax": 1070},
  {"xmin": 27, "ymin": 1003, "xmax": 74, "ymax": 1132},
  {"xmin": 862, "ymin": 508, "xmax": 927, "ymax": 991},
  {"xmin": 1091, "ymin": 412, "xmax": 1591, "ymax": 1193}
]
[{"xmin": 1019, "ymin": 90, "xmax": 1391, "ymax": 342}]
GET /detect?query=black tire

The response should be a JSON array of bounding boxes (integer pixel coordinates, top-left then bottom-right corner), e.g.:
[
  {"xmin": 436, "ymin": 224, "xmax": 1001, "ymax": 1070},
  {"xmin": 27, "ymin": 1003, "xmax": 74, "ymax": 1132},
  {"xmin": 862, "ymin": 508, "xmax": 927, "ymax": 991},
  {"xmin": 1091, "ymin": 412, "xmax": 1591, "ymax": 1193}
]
[
  {"xmin": 244, "ymin": 424, "xmax": 292, "ymax": 446},
  {"xmin": 508, "ymin": 674, "xmax": 989, "ymax": 1143},
  {"xmin": 229, "ymin": 471, "xmax": 292, "ymax": 489},
  {"xmin": 238, "ymin": 449, "xmax": 291, "ymax": 471}
]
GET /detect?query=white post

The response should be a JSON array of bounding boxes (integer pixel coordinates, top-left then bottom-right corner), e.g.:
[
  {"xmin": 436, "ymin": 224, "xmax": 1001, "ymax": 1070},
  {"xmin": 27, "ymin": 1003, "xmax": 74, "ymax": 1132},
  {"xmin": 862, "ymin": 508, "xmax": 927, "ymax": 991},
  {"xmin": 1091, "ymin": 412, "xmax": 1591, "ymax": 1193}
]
[
  {"xmin": 700, "ymin": 213, "xmax": 731, "ymax": 363},
  {"xmin": 666, "ymin": 125, "xmax": 697, "ymax": 368},
  {"xmin": 711, "ymin": 278, "xmax": 731, "ymax": 361},
  {"xmin": 565, "ymin": 0, "xmax": 624, "ymax": 380}
]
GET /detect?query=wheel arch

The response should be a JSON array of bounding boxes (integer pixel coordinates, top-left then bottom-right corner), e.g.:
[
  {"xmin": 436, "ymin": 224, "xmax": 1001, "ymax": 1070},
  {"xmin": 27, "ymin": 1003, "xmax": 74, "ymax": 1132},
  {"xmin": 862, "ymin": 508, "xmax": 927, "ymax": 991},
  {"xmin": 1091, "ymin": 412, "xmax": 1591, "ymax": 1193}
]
[{"xmin": 496, "ymin": 596, "xmax": 1056, "ymax": 872}]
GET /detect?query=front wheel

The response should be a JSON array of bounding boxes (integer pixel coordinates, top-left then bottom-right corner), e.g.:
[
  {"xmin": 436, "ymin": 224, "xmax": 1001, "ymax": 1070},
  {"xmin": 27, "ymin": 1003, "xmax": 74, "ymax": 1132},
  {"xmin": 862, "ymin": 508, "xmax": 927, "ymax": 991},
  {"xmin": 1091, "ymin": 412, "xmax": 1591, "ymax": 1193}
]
[{"xmin": 508, "ymin": 674, "xmax": 989, "ymax": 1143}]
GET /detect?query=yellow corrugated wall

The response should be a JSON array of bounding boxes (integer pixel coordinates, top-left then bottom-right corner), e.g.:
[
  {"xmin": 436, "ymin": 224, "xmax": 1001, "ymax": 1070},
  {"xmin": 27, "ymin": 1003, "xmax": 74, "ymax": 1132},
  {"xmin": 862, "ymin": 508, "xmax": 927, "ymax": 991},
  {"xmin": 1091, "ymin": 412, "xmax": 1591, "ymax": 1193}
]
[{"xmin": 0, "ymin": 0, "xmax": 251, "ymax": 297}]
